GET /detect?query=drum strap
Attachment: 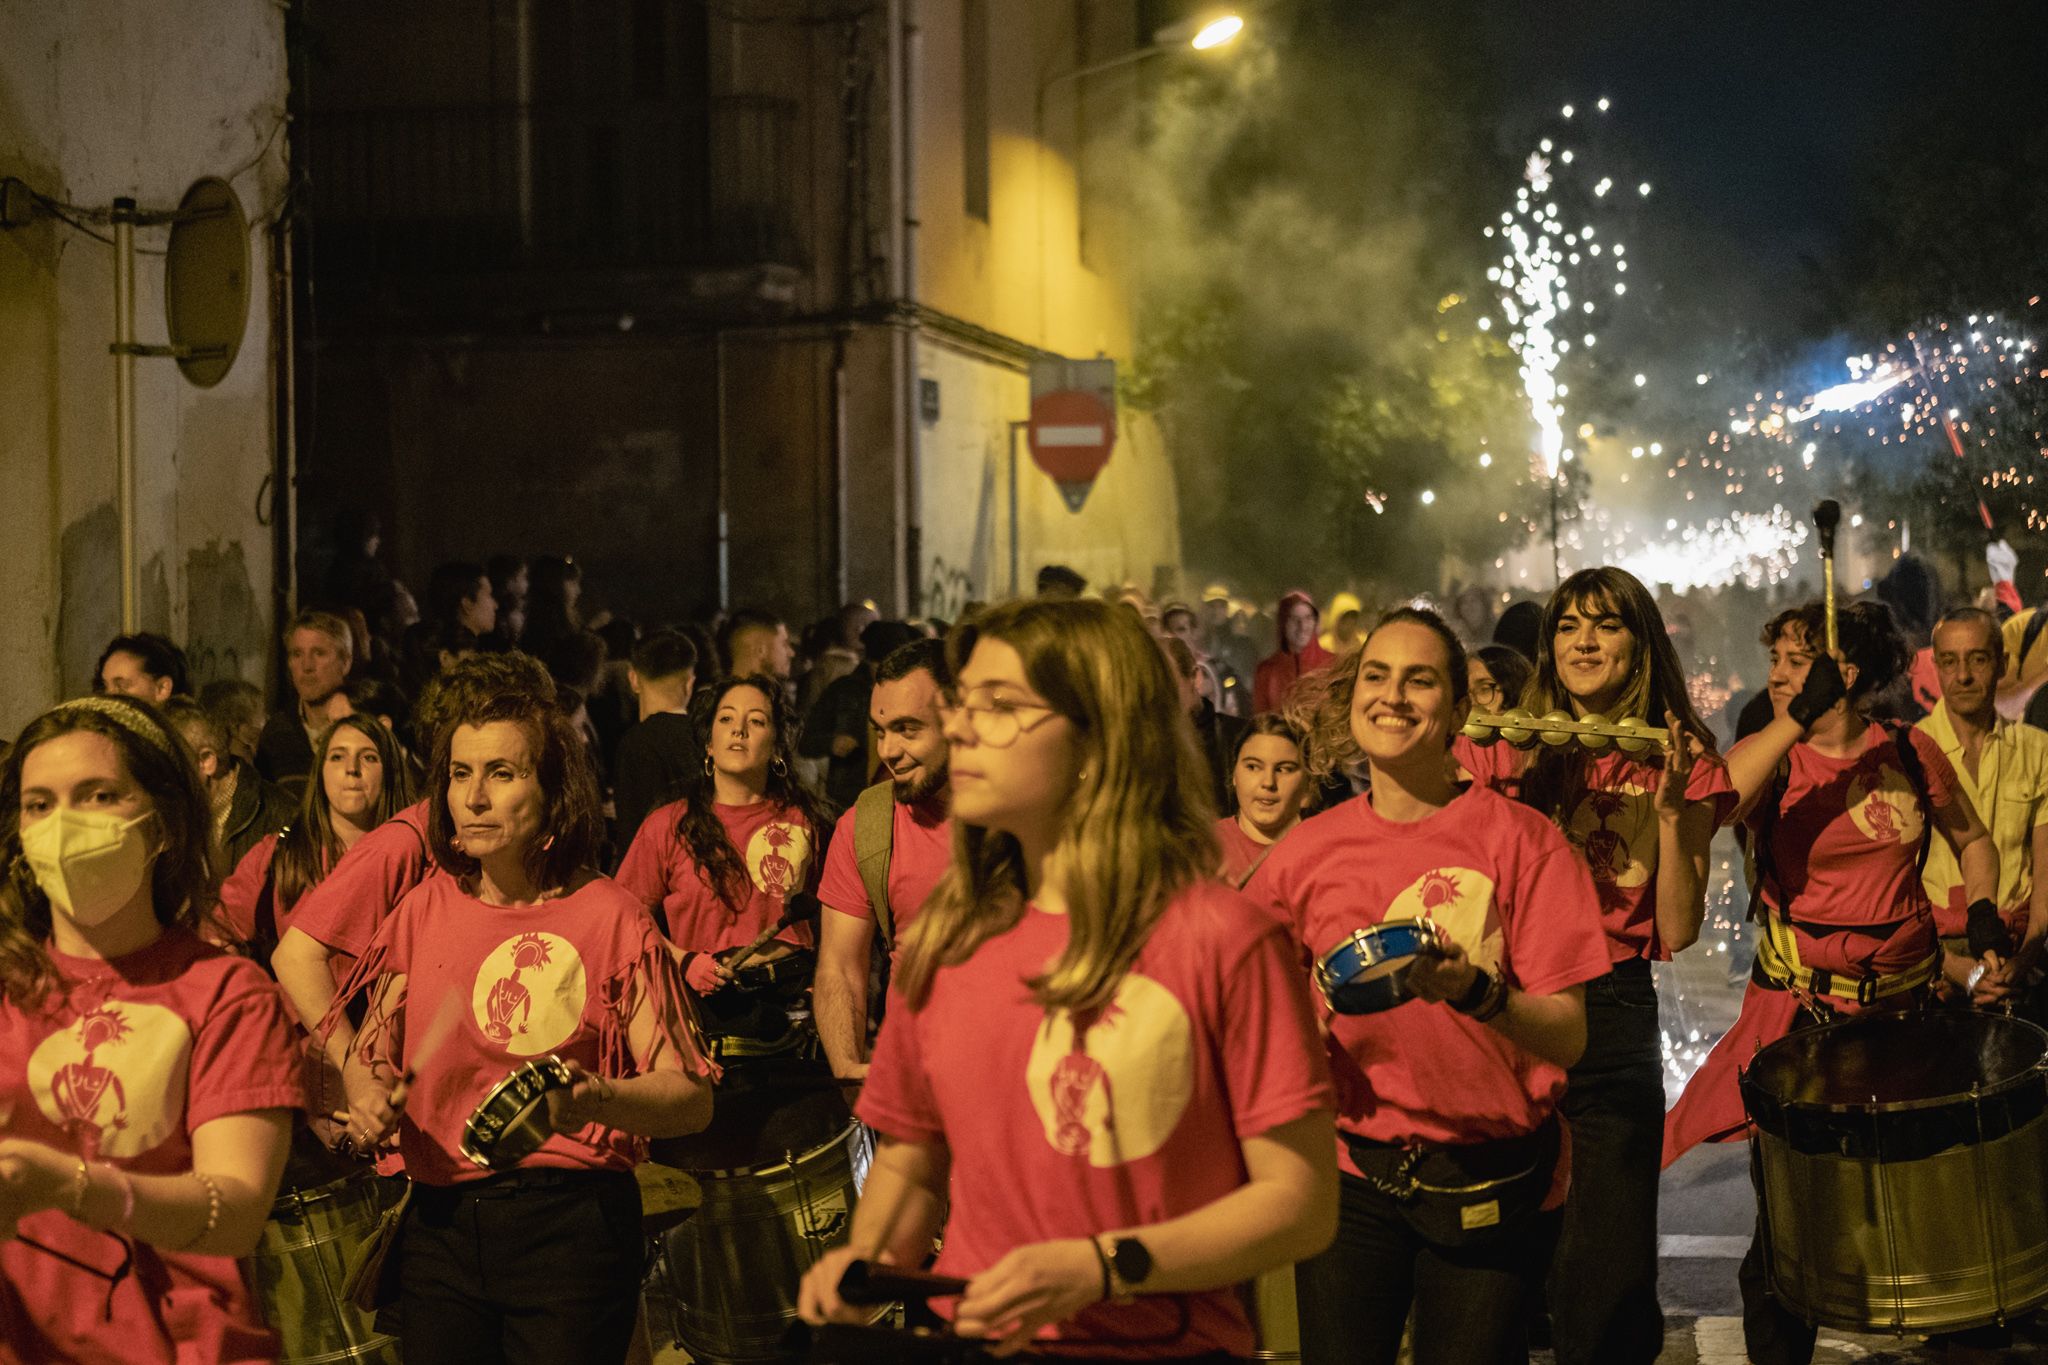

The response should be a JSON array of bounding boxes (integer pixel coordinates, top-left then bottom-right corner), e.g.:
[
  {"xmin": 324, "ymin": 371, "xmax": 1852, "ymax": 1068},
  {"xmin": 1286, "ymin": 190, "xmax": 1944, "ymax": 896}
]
[{"xmin": 1753, "ymin": 912, "xmax": 1939, "ymax": 1005}]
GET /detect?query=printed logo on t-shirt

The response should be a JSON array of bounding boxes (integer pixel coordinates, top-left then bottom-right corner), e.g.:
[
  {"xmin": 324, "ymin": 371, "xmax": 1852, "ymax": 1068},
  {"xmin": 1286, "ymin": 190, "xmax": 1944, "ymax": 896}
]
[
  {"xmin": 1565, "ymin": 783, "xmax": 1655, "ymax": 910},
  {"xmin": 1387, "ymin": 867, "xmax": 1503, "ymax": 972},
  {"xmin": 471, "ymin": 931, "xmax": 588, "ymax": 1056},
  {"xmin": 1846, "ymin": 765, "xmax": 1923, "ymax": 846},
  {"xmin": 1023, "ymin": 972, "xmax": 1193, "ymax": 1168},
  {"xmin": 28, "ymin": 1001, "xmax": 191, "ymax": 1159},
  {"xmin": 746, "ymin": 821, "xmax": 815, "ymax": 899}
]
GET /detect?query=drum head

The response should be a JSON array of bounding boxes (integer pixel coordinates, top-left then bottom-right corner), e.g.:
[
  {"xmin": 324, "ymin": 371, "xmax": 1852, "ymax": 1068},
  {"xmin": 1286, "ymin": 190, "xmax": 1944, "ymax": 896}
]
[
  {"xmin": 1742, "ymin": 1010, "xmax": 2048, "ymax": 1160},
  {"xmin": 652, "ymin": 1058, "xmax": 853, "ymax": 1175}
]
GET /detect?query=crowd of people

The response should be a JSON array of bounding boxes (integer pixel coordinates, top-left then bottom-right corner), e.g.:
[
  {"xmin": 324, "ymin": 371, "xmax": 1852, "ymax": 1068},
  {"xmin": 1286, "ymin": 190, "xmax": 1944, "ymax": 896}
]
[{"xmin": 4, "ymin": 530, "xmax": 2048, "ymax": 1365}]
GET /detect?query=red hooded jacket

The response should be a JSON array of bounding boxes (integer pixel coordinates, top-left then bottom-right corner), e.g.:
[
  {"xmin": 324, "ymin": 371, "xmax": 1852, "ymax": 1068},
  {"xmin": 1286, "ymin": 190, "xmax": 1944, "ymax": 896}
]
[{"xmin": 1253, "ymin": 591, "xmax": 1336, "ymax": 714}]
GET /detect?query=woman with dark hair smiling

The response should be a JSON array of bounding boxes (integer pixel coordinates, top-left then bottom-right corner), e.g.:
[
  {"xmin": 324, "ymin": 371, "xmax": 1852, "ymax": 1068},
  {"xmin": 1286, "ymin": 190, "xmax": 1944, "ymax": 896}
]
[
  {"xmin": 615, "ymin": 675, "xmax": 822, "ymax": 1037},
  {"xmin": 798, "ymin": 599, "xmax": 1336, "ymax": 1359},
  {"xmin": 0, "ymin": 695, "xmax": 303, "ymax": 1361},
  {"xmin": 330, "ymin": 682, "xmax": 713, "ymax": 1365},
  {"xmin": 1252, "ymin": 607, "xmax": 1609, "ymax": 1365},
  {"xmin": 1460, "ymin": 567, "xmax": 1733, "ymax": 1365}
]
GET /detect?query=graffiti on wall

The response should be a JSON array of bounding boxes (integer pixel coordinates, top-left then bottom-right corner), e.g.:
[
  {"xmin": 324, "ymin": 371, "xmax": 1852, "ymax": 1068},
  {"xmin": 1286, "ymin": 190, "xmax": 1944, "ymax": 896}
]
[{"xmin": 924, "ymin": 557, "xmax": 977, "ymax": 622}]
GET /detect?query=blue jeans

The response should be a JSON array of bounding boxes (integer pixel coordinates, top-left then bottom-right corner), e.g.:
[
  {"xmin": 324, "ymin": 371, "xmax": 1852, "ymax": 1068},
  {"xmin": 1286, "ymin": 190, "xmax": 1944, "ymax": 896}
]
[{"xmin": 1548, "ymin": 959, "xmax": 1666, "ymax": 1365}]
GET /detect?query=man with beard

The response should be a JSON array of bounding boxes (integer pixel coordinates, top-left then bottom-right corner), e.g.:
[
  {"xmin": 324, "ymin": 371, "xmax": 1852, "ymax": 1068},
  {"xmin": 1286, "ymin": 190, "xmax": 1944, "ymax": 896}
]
[{"xmin": 814, "ymin": 640, "xmax": 953, "ymax": 1080}]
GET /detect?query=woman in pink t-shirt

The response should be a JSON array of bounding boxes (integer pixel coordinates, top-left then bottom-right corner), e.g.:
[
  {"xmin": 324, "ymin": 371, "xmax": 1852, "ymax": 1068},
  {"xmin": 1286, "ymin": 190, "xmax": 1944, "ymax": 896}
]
[
  {"xmin": 614, "ymin": 674, "xmax": 822, "ymax": 1049},
  {"xmin": 1216, "ymin": 714, "xmax": 1314, "ymax": 887},
  {"xmin": 333, "ymin": 684, "xmax": 714, "ymax": 1365},
  {"xmin": 1253, "ymin": 607, "xmax": 1611, "ymax": 1365},
  {"xmin": 798, "ymin": 598, "xmax": 1337, "ymax": 1360},
  {"xmin": 0, "ymin": 696, "xmax": 305, "ymax": 1363},
  {"xmin": 1464, "ymin": 568, "xmax": 1732, "ymax": 1365},
  {"xmin": 1666, "ymin": 600, "xmax": 2001, "ymax": 1365}
]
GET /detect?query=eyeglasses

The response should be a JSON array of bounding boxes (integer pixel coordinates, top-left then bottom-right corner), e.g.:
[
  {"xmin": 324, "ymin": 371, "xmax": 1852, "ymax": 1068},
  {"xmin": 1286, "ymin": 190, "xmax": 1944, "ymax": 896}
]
[
  {"xmin": 1471, "ymin": 680, "xmax": 1503, "ymax": 706},
  {"xmin": 935, "ymin": 686, "xmax": 1061, "ymax": 748}
]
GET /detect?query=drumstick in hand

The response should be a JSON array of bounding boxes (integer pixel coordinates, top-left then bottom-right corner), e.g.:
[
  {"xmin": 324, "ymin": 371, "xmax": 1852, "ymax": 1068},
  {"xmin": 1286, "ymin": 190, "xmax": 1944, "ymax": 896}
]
[{"xmin": 723, "ymin": 893, "xmax": 820, "ymax": 975}]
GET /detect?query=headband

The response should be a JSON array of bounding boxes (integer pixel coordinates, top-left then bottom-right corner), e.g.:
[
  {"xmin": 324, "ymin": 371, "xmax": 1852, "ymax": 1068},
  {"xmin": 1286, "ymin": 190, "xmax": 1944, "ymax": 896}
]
[{"xmin": 50, "ymin": 696, "xmax": 178, "ymax": 757}]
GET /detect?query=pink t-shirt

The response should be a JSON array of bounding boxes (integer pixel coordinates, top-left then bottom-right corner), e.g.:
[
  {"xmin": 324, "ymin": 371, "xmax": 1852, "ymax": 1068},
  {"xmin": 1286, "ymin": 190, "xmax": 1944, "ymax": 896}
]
[
  {"xmin": 816, "ymin": 793, "xmax": 951, "ymax": 952},
  {"xmin": 858, "ymin": 882, "xmax": 1332, "ymax": 1359},
  {"xmin": 1214, "ymin": 815, "xmax": 1276, "ymax": 887},
  {"xmin": 1249, "ymin": 784, "xmax": 1609, "ymax": 1159},
  {"xmin": 341, "ymin": 872, "xmax": 710, "ymax": 1187},
  {"xmin": 615, "ymin": 799, "xmax": 819, "ymax": 954},
  {"xmin": 216, "ymin": 833, "xmax": 281, "ymax": 949},
  {"xmin": 0, "ymin": 929, "xmax": 306, "ymax": 1364},
  {"xmin": 288, "ymin": 800, "xmax": 434, "ymax": 959},
  {"xmin": 1736, "ymin": 724, "xmax": 1955, "ymax": 976},
  {"xmin": 1462, "ymin": 743, "xmax": 1737, "ymax": 961}
]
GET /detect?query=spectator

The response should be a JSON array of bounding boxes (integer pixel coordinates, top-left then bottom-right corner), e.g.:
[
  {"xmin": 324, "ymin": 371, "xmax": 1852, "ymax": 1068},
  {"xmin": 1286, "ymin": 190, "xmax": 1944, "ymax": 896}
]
[
  {"xmin": 200, "ymin": 678, "xmax": 266, "ymax": 768},
  {"xmin": 802, "ymin": 620, "xmax": 921, "ymax": 814},
  {"xmin": 1167, "ymin": 635, "xmax": 1244, "ymax": 811},
  {"xmin": 1469, "ymin": 643, "xmax": 1535, "ymax": 715},
  {"xmin": 1493, "ymin": 598, "xmax": 1543, "ymax": 662},
  {"xmin": 612, "ymin": 629, "xmax": 701, "ymax": 847},
  {"xmin": 94, "ymin": 632, "xmax": 189, "ymax": 702},
  {"xmin": 721, "ymin": 607, "xmax": 794, "ymax": 680},
  {"xmin": 1253, "ymin": 590, "xmax": 1336, "ymax": 714},
  {"xmin": 485, "ymin": 554, "xmax": 529, "ymax": 648},
  {"xmin": 398, "ymin": 617, "xmax": 479, "ymax": 700},
  {"xmin": 1034, "ymin": 564, "xmax": 1086, "ymax": 599},
  {"xmin": 161, "ymin": 695, "xmax": 293, "ymax": 875},
  {"xmin": 519, "ymin": 553, "xmax": 583, "ymax": 662},
  {"xmin": 425, "ymin": 561, "xmax": 497, "ymax": 639},
  {"xmin": 258, "ymin": 610, "xmax": 356, "ymax": 794}
]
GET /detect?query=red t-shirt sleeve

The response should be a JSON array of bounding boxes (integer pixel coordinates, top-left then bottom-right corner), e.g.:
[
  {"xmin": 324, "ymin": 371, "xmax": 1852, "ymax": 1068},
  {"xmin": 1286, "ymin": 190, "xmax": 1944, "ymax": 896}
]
[
  {"xmin": 291, "ymin": 813, "xmax": 427, "ymax": 958},
  {"xmin": 855, "ymin": 990, "xmax": 946, "ymax": 1146},
  {"xmin": 1908, "ymin": 728, "xmax": 1960, "ymax": 812},
  {"xmin": 186, "ymin": 959, "xmax": 308, "ymax": 1129},
  {"xmin": 1506, "ymin": 841, "xmax": 1611, "ymax": 997},
  {"xmin": 817, "ymin": 804, "xmax": 874, "ymax": 922},
  {"xmin": 614, "ymin": 804, "xmax": 677, "ymax": 912},
  {"xmin": 1455, "ymin": 737, "xmax": 1524, "ymax": 792},
  {"xmin": 216, "ymin": 835, "xmax": 278, "ymax": 945},
  {"xmin": 1686, "ymin": 751, "xmax": 1739, "ymax": 828},
  {"xmin": 1216, "ymin": 923, "xmax": 1334, "ymax": 1138}
]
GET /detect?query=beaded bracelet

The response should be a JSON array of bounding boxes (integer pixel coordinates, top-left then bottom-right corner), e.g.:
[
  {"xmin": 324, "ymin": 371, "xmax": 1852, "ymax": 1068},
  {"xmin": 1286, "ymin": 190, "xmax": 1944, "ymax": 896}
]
[{"xmin": 174, "ymin": 1173, "xmax": 222, "ymax": 1250}]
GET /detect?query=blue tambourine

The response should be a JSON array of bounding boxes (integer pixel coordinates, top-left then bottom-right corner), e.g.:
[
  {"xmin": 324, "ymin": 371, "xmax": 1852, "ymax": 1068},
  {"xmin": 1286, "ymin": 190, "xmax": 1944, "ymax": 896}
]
[{"xmin": 1315, "ymin": 920, "xmax": 1444, "ymax": 1015}]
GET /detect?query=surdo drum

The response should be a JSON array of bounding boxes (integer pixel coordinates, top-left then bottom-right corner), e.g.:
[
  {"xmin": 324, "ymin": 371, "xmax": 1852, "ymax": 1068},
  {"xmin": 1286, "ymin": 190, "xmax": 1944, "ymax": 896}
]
[
  {"xmin": 248, "ymin": 1169, "xmax": 404, "ymax": 1364},
  {"xmin": 1741, "ymin": 1010, "xmax": 2048, "ymax": 1333}
]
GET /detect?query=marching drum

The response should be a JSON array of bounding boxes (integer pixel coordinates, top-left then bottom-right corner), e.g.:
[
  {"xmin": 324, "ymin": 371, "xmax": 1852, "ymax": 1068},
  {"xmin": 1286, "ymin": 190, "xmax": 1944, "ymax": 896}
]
[
  {"xmin": 645, "ymin": 1059, "xmax": 877, "ymax": 1362},
  {"xmin": 1315, "ymin": 920, "xmax": 1443, "ymax": 1015},
  {"xmin": 248, "ymin": 1168, "xmax": 404, "ymax": 1364},
  {"xmin": 1741, "ymin": 1009, "xmax": 2048, "ymax": 1333}
]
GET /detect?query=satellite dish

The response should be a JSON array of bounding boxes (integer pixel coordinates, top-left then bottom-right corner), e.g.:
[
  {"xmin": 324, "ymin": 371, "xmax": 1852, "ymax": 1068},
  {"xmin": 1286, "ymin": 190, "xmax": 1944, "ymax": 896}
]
[{"xmin": 163, "ymin": 177, "xmax": 248, "ymax": 388}]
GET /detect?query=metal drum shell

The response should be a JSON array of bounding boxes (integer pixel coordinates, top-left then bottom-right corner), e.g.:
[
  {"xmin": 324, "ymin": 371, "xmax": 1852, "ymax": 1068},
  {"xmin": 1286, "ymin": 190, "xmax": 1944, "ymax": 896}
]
[
  {"xmin": 648, "ymin": 1121, "xmax": 876, "ymax": 1363},
  {"xmin": 1741, "ymin": 1010, "xmax": 2048, "ymax": 1334},
  {"xmin": 248, "ymin": 1170, "xmax": 403, "ymax": 1365}
]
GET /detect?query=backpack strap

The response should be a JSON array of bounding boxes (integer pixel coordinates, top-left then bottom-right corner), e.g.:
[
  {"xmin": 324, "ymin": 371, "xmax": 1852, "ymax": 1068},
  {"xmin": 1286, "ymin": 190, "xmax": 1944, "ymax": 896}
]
[
  {"xmin": 853, "ymin": 780, "xmax": 898, "ymax": 951},
  {"xmin": 2020, "ymin": 607, "xmax": 2048, "ymax": 672},
  {"xmin": 1233, "ymin": 844, "xmax": 1277, "ymax": 891}
]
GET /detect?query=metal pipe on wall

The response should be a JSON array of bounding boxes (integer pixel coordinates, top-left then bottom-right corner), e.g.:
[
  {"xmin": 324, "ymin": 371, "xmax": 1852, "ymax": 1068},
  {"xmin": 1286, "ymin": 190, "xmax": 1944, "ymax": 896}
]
[
  {"xmin": 893, "ymin": 0, "xmax": 925, "ymax": 617},
  {"xmin": 111, "ymin": 197, "xmax": 139, "ymax": 632},
  {"xmin": 714, "ymin": 331, "xmax": 731, "ymax": 610}
]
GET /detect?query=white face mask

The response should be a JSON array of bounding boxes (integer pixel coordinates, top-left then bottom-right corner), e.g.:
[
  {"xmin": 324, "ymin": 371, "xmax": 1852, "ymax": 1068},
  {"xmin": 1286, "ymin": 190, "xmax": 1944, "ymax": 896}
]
[{"xmin": 20, "ymin": 808, "xmax": 157, "ymax": 927}]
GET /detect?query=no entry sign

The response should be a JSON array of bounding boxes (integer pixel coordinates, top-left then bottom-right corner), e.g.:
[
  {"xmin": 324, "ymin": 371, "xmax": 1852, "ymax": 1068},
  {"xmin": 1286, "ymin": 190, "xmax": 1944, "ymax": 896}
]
[{"xmin": 1028, "ymin": 358, "xmax": 1117, "ymax": 512}]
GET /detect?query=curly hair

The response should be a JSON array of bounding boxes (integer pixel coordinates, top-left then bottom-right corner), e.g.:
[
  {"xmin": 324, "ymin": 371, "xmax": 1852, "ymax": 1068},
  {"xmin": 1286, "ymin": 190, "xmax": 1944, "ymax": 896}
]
[
  {"xmin": 672, "ymin": 675, "xmax": 822, "ymax": 914},
  {"xmin": 0, "ymin": 697, "xmax": 215, "ymax": 1008},
  {"xmin": 1288, "ymin": 606, "xmax": 1469, "ymax": 783},
  {"xmin": 1761, "ymin": 600, "xmax": 1910, "ymax": 707},
  {"xmin": 425, "ymin": 683, "xmax": 603, "ymax": 892}
]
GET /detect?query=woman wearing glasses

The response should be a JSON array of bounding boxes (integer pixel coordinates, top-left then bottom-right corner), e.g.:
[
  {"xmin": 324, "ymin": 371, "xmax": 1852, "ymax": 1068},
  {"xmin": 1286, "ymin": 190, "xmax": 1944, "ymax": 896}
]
[
  {"xmin": 0, "ymin": 696, "xmax": 304, "ymax": 1362},
  {"xmin": 798, "ymin": 598, "xmax": 1337, "ymax": 1359}
]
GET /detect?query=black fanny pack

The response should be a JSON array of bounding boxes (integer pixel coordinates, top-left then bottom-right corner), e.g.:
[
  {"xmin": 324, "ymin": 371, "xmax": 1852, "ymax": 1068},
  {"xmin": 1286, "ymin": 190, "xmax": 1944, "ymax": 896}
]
[{"xmin": 1342, "ymin": 1118, "xmax": 1559, "ymax": 1248}]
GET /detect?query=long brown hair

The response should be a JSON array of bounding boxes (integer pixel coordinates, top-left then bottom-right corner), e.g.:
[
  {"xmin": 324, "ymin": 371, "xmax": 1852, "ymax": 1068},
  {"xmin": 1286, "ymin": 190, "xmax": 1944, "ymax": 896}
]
[
  {"xmin": 1521, "ymin": 566, "xmax": 1716, "ymax": 818},
  {"xmin": 671, "ymin": 675, "xmax": 821, "ymax": 915},
  {"xmin": 272, "ymin": 714, "xmax": 418, "ymax": 913},
  {"xmin": 0, "ymin": 697, "xmax": 216, "ymax": 1007},
  {"xmin": 897, "ymin": 599, "xmax": 1219, "ymax": 1014}
]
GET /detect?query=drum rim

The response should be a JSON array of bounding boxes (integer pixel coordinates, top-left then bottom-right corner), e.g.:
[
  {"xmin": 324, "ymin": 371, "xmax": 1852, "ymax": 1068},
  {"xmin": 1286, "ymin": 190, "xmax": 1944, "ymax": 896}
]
[
  {"xmin": 678, "ymin": 1117, "xmax": 867, "ymax": 1179},
  {"xmin": 1741, "ymin": 1009, "xmax": 2048, "ymax": 1116}
]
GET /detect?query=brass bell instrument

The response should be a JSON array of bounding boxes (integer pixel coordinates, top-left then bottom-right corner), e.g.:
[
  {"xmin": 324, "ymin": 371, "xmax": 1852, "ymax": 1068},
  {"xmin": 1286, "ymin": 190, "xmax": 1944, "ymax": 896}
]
[{"xmin": 1461, "ymin": 708, "xmax": 1671, "ymax": 754}]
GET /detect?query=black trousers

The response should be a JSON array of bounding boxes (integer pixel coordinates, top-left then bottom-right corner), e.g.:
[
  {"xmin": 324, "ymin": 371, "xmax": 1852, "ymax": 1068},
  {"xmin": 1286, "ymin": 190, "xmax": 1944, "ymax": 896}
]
[
  {"xmin": 398, "ymin": 1168, "xmax": 645, "ymax": 1365},
  {"xmin": 1548, "ymin": 960, "xmax": 1666, "ymax": 1365},
  {"xmin": 1296, "ymin": 1139, "xmax": 1554, "ymax": 1365}
]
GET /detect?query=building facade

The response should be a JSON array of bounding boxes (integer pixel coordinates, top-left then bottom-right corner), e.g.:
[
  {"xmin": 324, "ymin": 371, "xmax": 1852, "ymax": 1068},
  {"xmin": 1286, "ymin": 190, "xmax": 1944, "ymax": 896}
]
[
  {"xmin": 295, "ymin": 0, "xmax": 1184, "ymax": 629},
  {"xmin": 0, "ymin": 0, "xmax": 290, "ymax": 725}
]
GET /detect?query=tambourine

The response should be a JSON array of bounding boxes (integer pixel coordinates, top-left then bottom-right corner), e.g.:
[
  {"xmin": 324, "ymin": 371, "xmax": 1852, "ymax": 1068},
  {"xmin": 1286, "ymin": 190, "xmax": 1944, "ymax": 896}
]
[
  {"xmin": 460, "ymin": 1056, "xmax": 576, "ymax": 1171},
  {"xmin": 1315, "ymin": 920, "xmax": 1443, "ymax": 1015},
  {"xmin": 1461, "ymin": 709, "xmax": 1670, "ymax": 754}
]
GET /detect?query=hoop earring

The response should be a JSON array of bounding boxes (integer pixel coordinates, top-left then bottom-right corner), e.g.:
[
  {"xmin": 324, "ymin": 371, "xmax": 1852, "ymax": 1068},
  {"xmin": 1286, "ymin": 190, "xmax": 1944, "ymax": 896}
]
[
  {"xmin": 704, "ymin": 753, "xmax": 714, "ymax": 777},
  {"xmin": 771, "ymin": 756, "xmax": 788, "ymax": 779}
]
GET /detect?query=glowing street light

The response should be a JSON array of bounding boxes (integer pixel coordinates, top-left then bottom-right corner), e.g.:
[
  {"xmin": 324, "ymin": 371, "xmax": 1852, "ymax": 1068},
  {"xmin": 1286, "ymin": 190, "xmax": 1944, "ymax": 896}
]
[{"xmin": 1191, "ymin": 14, "xmax": 1246, "ymax": 50}]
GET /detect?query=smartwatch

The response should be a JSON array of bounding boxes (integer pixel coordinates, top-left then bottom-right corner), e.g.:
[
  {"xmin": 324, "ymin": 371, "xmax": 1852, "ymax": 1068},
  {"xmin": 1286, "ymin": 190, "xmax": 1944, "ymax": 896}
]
[{"xmin": 1105, "ymin": 1235, "xmax": 1152, "ymax": 1299}]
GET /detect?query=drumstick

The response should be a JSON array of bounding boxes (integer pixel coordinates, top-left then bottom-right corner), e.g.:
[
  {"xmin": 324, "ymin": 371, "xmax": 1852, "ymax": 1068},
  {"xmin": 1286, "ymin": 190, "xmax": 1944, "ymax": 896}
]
[
  {"xmin": 722, "ymin": 892, "xmax": 820, "ymax": 975},
  {"xmin": 1813, "ymin": 499, "xmax": 1841, "ymax": 655}
]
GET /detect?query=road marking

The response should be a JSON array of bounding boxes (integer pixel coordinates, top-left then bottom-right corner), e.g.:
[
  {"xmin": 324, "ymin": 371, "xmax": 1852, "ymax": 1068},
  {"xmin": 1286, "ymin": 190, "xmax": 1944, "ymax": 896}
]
[{"xmin": 1660, "ymin": 1233, "xmax": 1751, "ymax": 1258}]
